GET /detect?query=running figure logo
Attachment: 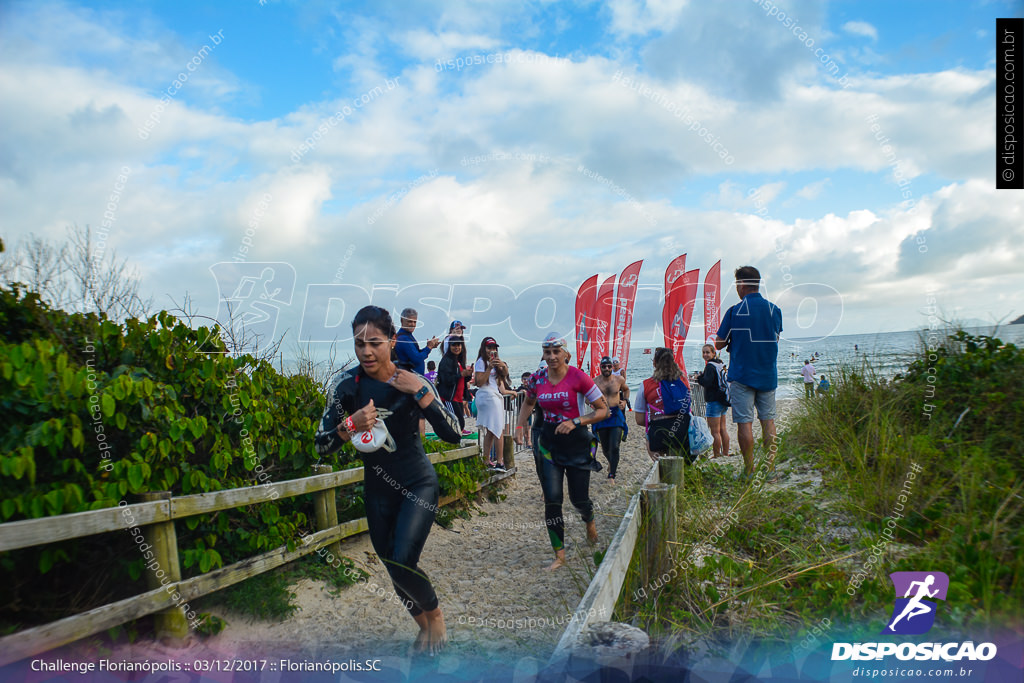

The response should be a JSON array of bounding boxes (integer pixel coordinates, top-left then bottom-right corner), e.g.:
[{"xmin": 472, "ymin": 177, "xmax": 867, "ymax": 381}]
[
  {"xmin": 882, "ymin": 571, "xmax": 949, "ymax": 635},
  {"xmin": 209, "ymin": 262, "xmax": 296, "ymax": 348}
]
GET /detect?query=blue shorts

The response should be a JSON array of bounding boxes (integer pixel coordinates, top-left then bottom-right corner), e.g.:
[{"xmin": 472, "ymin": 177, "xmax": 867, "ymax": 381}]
[
  {"xmin": 705, "ymin": 400, "xmax": 728, "ymax": 418},
  {"xmin": 729, "ymin": 381, "xmax": 776, "ymax": 423}
]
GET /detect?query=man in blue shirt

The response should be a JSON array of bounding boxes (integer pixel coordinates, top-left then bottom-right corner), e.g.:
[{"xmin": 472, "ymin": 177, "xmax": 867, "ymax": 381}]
[
  {"xmin": 395, "ymin": 307, "xmax": 439, "ymax": 376},
  {"xmin": 714, "ymin": 266, "xmax": 783, "ymax": 479}
]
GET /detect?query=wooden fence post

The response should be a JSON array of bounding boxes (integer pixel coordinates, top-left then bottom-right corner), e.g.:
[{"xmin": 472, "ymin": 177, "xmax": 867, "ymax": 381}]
[
  {"xmin": 503, "ymin": 435, "xmax": 515, "ymax": 470},
  {"xmin": 137, "ymin": 491, "xmax": 189, "ymax": 641},
  {"xmin": 312, "ymin": 464, "xmax": 341, "ymax": 557},
  {"xmin": 659, "ymin": 457, "xmax": 687, "ymax": 487},
  {"xmin": 640, "ymin": 483, "xmax": 677, "ymax": 590}
]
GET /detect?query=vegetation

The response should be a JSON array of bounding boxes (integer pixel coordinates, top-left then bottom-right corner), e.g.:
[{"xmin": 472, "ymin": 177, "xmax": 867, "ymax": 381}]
[
  {"xmin": 618, "ymin": 330, "xmax": 1023, "ymax": 648},
  {"xmin": 0, "ymin": 284, "xmax": 488, "ymax": 633}
]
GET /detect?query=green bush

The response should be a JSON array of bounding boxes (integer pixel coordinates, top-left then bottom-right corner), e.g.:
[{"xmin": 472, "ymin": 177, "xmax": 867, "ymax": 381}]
[
  {"xmin": 0, "ymin": 283, "xmax": 488, "ymax": 630},
  {"xmin": 0, "ymin": 284, "xmax": 343, "ymax": 627}
]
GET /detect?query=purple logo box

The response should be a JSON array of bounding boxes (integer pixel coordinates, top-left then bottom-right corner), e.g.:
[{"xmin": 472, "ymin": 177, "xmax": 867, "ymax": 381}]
[{"xmin": 882, "ymin": 571, "xmax": 949, "ymax": 635}]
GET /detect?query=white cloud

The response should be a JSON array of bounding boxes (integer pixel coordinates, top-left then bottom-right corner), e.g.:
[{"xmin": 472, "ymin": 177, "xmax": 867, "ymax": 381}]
[
  {"xmin": 795, "ymin": 178, "xmax": 830, "ymax": 200},
  {"xmin": 843, "ymin": 20, "xmax": 879, "ymax": 42},
  {"xmin": 606, "ymin": 0, "xmax": 688, "ymax": 37},
  {"xmin": 397, "ymin": 30, "xmax": 503, "ymax": 61},
  {"xmin": 1, "ymin": 0, "xmax": 1020, "ymax": 345}
]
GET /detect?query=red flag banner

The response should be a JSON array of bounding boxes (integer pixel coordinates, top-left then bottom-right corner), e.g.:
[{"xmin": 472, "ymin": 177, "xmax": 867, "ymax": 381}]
[
  {"xmin": 662, "ymin": 254, "xmax": 686, "ymax": 350},
  {"xmin": 663, "ymin": 257, "xmax": 700, "ymax": 385},
  {"xmin": 574, "ymin": 274, "xmax": 599, "ymax": 368},
  {"xmin": 612, "ymin": 260, "xmax": 643, "ymax": 372},
  {"xmin": 703, "ymin": 260, "xmax": 722, "ymax": 344},
  {"xmin": 591, "ymin": 274, "xmax": 616, "ymax": 376}
]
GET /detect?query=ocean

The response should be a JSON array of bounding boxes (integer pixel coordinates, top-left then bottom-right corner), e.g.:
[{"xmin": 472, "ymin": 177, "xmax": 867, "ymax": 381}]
[{"xmin": 494, "ymin": 325, "xmax": 1024, "ymax": 401}]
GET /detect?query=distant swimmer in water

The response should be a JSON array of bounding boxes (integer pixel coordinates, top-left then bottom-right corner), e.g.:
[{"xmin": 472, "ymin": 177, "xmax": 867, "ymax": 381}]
[
  {"xmin": 854, "ymin": 344, "xmax": 859, "ymax": 352},
  {"xmin": 888, "ymin": 575, "xmax": 939, "ymax": 631}
]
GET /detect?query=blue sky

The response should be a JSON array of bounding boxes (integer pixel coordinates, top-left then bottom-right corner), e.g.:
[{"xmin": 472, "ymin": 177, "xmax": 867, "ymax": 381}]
[{"xmin": 1, "ymin": 0, "xmax": 1022, "ymax": 356}]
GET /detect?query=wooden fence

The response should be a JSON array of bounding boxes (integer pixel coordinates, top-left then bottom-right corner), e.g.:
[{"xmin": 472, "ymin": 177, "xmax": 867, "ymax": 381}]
[
  {"xmin": 0, "ymin": 442, "xmax": 515, "ymax": 667},
  {"xmin": 549, "ymin": 456, "xmax": 684, "ymax": 665}
]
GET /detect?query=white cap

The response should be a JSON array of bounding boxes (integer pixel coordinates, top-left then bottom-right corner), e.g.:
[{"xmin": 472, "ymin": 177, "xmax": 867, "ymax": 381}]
[{"xmin": 351, "ymin": 419, "xmax": 396, "ymax": 453}]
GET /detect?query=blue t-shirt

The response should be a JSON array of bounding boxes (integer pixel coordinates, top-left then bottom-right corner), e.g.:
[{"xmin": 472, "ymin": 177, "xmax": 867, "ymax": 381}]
[
  {"xmin": 716, "ymin": 292, "xmax": 783, "ymax": 392},
  {"xmin": 395, "ymin": 329, "xmax": 431, "ymax": 375}
]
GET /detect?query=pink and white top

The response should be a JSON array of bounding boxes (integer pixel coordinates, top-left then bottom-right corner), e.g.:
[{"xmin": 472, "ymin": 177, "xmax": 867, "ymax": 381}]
[{"xmin": 525, "ymin": 366, "xmax": 602, "ymax": 424}]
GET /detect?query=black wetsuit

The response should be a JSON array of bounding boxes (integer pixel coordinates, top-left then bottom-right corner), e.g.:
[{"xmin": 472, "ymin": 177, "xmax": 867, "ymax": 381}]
[{"xmin": 314, "ymin": 367, "xmax": 460, "ymax": 616}]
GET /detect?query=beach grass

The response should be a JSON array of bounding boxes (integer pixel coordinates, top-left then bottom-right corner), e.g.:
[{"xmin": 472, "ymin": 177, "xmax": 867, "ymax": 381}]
[{"xmin": 617, "ymin": 328, "xmax": 1024, "ymax": 650}]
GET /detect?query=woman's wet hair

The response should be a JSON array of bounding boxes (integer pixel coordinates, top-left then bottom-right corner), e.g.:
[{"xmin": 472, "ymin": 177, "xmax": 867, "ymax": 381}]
[
  {"xmin": 351, "ymin": 305, "xmax": 397, "ymax": 337},
  {"xmin": 652, "ymin": 347, "xmax": 682, "ymax": 381}
]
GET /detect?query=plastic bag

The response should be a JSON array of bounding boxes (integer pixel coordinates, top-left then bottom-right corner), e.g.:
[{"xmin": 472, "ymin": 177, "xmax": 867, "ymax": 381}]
[{"xmin": 689, "ymin": 415, "xmax": 714, "ymax": 455}]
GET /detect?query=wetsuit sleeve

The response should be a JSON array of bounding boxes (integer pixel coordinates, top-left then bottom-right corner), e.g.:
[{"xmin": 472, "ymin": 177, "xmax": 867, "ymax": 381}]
[
  {"xmin": 420, "ymin": 381, "xmax": 462, "ymax": 444},
  {"xmin": 313, "ymin": 374, "xmax": 351, "ymax": 456}
]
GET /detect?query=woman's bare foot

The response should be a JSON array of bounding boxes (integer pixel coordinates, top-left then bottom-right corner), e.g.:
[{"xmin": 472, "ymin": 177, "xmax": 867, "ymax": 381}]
[
  {"xmin": 423, "ymin": 607, "xmax": 447, "ymax": 655},
  {"xmin": 586, "ymin": 520, "xmax": 599, "ymax": 544},
  {"xmin": 546, "ymin": 549, "xmax": 566, "ymax": 571},
  {"xmin": 411, "ymin": 612, "xmax": 430, "ymax": 654}
]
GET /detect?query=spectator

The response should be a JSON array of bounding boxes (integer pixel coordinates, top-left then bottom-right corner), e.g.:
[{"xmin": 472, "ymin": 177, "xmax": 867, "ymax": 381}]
[
  {"xmin": 817, "ymin": 374, "xmax": 831, "ymax": 396},
  {"xmin": 425, "ymin": 360, "xmax": 438, "ymax": 384},
  {"xmin": 436, "ymin": 336, "xmax": 473, "ymax": 435},
  {"xmin": 442, "ymin": 320, "xmax": 466, "ymax": 354},
  {"xmin": 715, "ymin": 266, "xmax": 783, "ymax": 479},
  {"xmin": 801, "ymin": 359, "xmax": 816, "ymax": 399},
  {"xmin": 395, "ymin": 307, "xmax": 439, "ymax": 375},
  {"xmin": 693, "ymin": 343, "xmax": 730, "ymax": 459},
  {"xmin": 474, "ymin": 337, "xmax": 516, "ymax": 470}
]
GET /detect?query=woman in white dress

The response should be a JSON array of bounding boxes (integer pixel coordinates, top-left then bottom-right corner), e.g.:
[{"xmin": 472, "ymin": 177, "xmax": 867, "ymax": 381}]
[{"xmin": 473, "ymin": 336, "xmax": 515, "ymax": 469}]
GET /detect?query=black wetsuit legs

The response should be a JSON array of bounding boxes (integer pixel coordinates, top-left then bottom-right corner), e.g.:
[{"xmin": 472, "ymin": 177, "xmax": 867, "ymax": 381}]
[
  {"xmin": 596, "ymin": 427, "xmax": 622, "ymax": 478},
  {"xmin": 364, "ymin": 477, "xmax": 439, "ymax": 616},
  {"xmin": 538, "ymin": 457, "xmax": 594, "ymax": 551}
]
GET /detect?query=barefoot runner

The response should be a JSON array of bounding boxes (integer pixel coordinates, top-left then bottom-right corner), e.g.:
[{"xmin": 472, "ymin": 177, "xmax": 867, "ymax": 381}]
[
  {"xmin": 314, "ymin": 306, "xmax": 461, "ymax": 655},
  {"xmin": 592, "ymin": 356, "xmax": 630, "ymax": 482},
  {"xmin": 514, "ymin": 333, "xmax": 609, "ymax": 570}
]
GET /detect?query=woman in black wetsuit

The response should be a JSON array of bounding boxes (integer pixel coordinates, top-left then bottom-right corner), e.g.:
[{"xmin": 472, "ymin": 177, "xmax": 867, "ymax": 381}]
[{"xmin": 314, "ymin": 306, "xmax": 461, "ymax": 655}]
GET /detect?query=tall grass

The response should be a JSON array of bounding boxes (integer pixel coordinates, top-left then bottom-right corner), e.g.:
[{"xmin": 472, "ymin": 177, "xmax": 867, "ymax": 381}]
[{"xmin": 620, "ymin": 328, "xmax": 1024, "ymax": 648}]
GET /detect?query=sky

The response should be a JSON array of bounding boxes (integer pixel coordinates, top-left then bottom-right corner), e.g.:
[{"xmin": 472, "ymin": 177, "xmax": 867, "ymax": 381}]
[{"xmin": 1, "ymin": 0, "xmax": 1023, "ymax": 357}]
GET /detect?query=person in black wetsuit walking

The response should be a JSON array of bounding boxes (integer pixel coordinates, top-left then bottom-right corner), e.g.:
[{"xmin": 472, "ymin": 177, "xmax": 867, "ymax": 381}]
[{"xmin": 314, "ymin": 305, "xmax": 460, "ymax": 655}]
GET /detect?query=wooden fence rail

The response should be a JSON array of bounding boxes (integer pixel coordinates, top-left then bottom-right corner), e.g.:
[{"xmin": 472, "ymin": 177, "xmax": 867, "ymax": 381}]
[{"xmin": 0, "ymin": 443, "xmax": 510, "ymax": 667}]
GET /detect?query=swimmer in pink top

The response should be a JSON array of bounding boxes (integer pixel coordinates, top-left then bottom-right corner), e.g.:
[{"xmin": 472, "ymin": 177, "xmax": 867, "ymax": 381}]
[{"xmin": 515, "ymin": 332, "xmax": 609, "ymax": 570}]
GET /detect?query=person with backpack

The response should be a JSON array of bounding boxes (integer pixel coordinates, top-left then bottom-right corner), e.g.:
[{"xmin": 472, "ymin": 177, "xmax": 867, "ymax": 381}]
[
  {"xmin": 693, "ymin": 343, "xmax": 730, "ymax": 458},
  {"xmin": 635, "ymin": 347, "xmax": 692, "ymax": 463}
]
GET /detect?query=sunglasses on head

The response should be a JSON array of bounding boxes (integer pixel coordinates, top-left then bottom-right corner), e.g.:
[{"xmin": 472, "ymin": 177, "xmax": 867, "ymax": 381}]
[{"xmin": 542, "ymin": 342, "xmax": 564, "ymax": 349}]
